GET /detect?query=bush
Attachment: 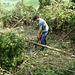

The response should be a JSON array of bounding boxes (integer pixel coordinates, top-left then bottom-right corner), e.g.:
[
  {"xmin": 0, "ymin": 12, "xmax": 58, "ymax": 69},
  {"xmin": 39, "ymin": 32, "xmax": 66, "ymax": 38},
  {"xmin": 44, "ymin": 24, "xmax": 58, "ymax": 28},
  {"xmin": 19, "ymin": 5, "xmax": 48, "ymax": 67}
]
[
  {"xmin": 38, "ymin": 4, "xmax": 75, "ymax": 33},
  {"xmin": 0, "ymin": 32, "xmax": 25, "ymax": 70}
]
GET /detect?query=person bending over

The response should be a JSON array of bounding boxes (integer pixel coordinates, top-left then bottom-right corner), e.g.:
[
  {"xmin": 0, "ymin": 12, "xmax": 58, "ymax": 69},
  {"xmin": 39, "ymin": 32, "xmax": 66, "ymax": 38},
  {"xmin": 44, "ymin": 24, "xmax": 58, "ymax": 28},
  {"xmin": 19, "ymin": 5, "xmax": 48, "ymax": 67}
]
[{"xmin": 33, "ymin": 15, "xmax": 49, "ymax": 51}]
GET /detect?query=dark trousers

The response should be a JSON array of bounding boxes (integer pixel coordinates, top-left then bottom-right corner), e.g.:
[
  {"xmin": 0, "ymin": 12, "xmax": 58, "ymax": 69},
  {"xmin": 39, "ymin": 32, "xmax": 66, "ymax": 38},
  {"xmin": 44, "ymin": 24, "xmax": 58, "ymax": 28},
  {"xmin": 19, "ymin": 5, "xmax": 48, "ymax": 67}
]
[{"xmin": 41, "ymin": 30, "xmax": 49, "ymax": 50}]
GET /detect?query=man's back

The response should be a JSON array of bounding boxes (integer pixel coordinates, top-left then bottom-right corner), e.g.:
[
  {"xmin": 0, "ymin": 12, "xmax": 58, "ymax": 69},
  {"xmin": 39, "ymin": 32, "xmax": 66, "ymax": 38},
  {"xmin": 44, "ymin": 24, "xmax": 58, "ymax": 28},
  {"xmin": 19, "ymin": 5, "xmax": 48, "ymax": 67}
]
[{"xmin": 39, "ymin": 18, "xmax": 49, "ymax": 32}]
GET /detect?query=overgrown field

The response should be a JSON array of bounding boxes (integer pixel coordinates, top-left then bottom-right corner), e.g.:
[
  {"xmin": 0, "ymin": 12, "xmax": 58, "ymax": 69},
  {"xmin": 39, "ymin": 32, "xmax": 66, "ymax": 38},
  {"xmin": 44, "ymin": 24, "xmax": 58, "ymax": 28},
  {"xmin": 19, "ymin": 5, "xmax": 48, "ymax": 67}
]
[
  {"xmin": 0, "ymin": 0, "xmax": 75, "ymax": 75},
  {"xmin": 0, "ymin": 26, "xmax": 75, "ymax": 75}
]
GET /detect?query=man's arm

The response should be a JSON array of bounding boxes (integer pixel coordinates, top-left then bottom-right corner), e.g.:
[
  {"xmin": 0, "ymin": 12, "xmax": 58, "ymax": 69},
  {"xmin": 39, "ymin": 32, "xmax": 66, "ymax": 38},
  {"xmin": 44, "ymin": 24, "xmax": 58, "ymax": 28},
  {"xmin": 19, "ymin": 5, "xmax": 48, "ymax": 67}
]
[
  {"xmin": 38, "ymin": 29, "xmax": 42, "ymax": 41},
  {"xmin": 38, "ymin": 29, "xmax": 42, "ymax": 35},
  {"xmin": 39, "ymin": 23, "xmax": 42, "ymax": 35}
]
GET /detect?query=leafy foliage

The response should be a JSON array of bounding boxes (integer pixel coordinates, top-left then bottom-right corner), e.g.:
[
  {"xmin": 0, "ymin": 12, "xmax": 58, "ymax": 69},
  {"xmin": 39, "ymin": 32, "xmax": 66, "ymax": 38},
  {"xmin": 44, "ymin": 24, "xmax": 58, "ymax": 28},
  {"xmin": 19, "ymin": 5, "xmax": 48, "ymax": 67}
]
[
  {"xmin": 0, "ymin": 0, "xmax": 75, "ymax": 74},
  {"xmin": 38, "ymin": 4, "xmax": 75, "ymax": 33},
  {"xmin": 72, "ymin": 0, "xmax": 75, "ymax": 2},
  {"xmin": 1, "ymin": 0, "xmax": 75, "ymax": 33},
  {"xmin": 68, "ymin": 2, "xmax": 75, "ymax": 9},
  {"xmin": 39, "ymin": 0, "xmax": 50, "ymax": 8},
  {"xmin": 0, "ymin": 32, "xmax": 25, "ymax": 70},
  {"xmin": 1, "ymin": 2, "xmax": 36, "ymax": 27}
]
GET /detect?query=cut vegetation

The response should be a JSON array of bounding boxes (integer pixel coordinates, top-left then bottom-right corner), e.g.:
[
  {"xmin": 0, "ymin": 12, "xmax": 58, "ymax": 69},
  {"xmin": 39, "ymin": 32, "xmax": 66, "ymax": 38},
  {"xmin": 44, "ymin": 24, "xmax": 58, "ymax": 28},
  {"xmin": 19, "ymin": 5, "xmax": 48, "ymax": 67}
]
[{"xmin": 0, "ymin": 0, "xmax": 75, "ymax": 75}]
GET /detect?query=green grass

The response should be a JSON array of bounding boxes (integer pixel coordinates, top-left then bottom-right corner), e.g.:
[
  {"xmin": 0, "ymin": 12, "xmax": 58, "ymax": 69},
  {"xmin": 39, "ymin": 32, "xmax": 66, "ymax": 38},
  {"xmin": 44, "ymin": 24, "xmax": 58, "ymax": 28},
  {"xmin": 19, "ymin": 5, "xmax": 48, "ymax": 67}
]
[
  {"xmin": 25, "ymin": 0, "xmax": 39, "ymax": 9},
  {"xmin": 0, "ymin": 0, "xmax": 20, "ymax": 10},
  {"xmin": 0, "ymin": 0, "xmax": 39, "ymax": 10}
]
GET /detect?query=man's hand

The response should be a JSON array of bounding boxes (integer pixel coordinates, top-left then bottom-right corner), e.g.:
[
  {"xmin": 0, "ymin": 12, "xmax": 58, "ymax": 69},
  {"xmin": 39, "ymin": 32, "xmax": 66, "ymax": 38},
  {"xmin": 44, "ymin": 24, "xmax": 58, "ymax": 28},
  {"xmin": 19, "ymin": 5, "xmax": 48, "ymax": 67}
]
[
  {"xmin": 38, "ymin": 30, "xmax": 42, "ymax": 41},
  {"xmin": 38, "ymin": 30, "xmax": 42, "ymax": 35},
  {"xmin": 39, "ymin": 33, "xmax": 42, "ymax": 41}
]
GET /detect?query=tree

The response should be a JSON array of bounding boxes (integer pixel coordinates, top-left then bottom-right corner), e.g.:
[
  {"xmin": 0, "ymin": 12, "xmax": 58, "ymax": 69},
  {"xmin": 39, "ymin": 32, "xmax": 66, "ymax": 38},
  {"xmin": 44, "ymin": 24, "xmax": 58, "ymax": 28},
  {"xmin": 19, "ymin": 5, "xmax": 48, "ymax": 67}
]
[
  {"xmin": 39, "ymin": 0, "xmax": 50, "ymax": 8},
  {"xmin": 71, "ymin": 0, "xmax": 75, "ymax": 2}
]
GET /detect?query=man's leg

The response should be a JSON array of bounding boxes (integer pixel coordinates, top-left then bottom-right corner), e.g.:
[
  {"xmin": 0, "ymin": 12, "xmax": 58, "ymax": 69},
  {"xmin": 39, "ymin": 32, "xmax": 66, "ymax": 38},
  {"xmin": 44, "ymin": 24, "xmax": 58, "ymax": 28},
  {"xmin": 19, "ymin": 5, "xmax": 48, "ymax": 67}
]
[
  {"xmin": 44, "ymin": 30, "xmax": 49, "ymax": 45},
  {"xmin": 41, "ymin": 33, "xmax": 45, "ymax": 50},
  {"xmin": 41, "ymin": 30, "xmax": 49, "ymax": 51}
]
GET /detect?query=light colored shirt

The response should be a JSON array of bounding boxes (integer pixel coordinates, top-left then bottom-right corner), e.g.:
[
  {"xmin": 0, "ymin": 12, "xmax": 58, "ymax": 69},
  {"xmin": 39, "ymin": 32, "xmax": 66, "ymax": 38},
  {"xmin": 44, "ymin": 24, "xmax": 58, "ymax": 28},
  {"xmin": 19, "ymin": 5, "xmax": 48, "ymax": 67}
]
[{"xmin": 39, "ymin": 18, "xmax": 49, "ymax": 32}]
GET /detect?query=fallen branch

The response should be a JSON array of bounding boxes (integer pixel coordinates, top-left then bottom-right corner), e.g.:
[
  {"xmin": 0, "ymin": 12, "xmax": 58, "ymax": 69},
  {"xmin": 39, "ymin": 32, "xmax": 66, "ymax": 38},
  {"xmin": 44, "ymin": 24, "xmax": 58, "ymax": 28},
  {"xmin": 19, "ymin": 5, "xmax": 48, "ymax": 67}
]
[
  {"xmin": 58, "ymin": 26, "xmax": 75, "ymax": 42},
  {"xmin": 27, "ymin": 67, "xmax": 33, "ymax": 75},
  {"xmin": 12, "ymin": 60, "xmax": 28, "ymax": 75},
  {"xmin": 25, "ymin": 40, "xmax": 72, "ymax": 56},
  {"xmin": 13, "ymin": 16, "xmax": 25, "ymax": 28}
]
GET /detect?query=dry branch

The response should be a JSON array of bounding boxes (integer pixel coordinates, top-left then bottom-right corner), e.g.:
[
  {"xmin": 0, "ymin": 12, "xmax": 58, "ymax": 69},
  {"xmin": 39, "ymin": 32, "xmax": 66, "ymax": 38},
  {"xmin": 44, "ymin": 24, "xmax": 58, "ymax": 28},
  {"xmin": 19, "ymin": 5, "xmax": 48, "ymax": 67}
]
[
  {"xmin": 58, "ymin": 26, "xmax": 75, "ymax": 42},
  {"xmin": 25, "ymin": 40, "xmax": 72, "ymax": 56},
  {"xmin": 13, "ymin": 16, "xmax": 25, "ymax": 28},
  {"xmin": 12, "ymin": 60, "xmax": 28, "ymax": 75},
  {"xmin": 27, "ymin": 67, "xmax": 33, "ymax": 75}
]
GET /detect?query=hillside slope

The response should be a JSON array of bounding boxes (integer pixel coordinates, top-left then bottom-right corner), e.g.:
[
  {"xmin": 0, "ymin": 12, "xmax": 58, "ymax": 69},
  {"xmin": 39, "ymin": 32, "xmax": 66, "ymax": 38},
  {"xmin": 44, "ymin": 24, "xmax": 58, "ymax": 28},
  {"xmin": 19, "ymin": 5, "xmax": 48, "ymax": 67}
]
[{"xmin": 0, "ymin": 0, "xmax": 39, "ymax": 10}]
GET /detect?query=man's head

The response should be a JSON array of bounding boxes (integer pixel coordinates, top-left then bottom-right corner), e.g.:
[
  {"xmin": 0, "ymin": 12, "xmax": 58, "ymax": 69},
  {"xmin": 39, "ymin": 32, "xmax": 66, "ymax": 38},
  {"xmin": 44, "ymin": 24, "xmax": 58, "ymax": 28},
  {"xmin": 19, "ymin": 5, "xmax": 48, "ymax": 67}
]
[{"xmin": 33, "ymin": 15, "xmax": 39, "ymax": 21}]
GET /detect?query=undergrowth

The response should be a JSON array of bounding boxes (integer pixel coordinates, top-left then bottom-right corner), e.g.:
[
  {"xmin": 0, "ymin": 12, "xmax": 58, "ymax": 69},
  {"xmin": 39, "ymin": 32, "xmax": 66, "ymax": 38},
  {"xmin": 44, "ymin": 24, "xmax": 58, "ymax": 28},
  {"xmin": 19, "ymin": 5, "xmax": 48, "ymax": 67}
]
[
  {"xmin": 0, "ymin": 32, "xmax": 25, "ymax": 71},
  {"xmin": 0, "ymin": 27, "xmax": 75, "ymax": 75}
]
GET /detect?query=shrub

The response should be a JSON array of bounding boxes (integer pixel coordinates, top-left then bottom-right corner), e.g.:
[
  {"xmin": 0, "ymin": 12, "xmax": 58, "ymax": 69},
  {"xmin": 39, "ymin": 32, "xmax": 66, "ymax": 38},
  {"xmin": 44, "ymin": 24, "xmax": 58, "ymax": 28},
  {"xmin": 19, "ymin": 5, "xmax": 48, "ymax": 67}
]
[{"xmin": 0, "ymin": 32, "xmax": 25, "ymax": 70}]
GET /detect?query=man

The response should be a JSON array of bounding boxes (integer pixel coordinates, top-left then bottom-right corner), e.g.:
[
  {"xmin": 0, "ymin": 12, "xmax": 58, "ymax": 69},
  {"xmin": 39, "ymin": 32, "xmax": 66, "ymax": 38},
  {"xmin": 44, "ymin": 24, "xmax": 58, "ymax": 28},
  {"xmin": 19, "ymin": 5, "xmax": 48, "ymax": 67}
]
[{"xmin": 33, "ymin": 15, "xmax": 49, "ymax": 51}]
